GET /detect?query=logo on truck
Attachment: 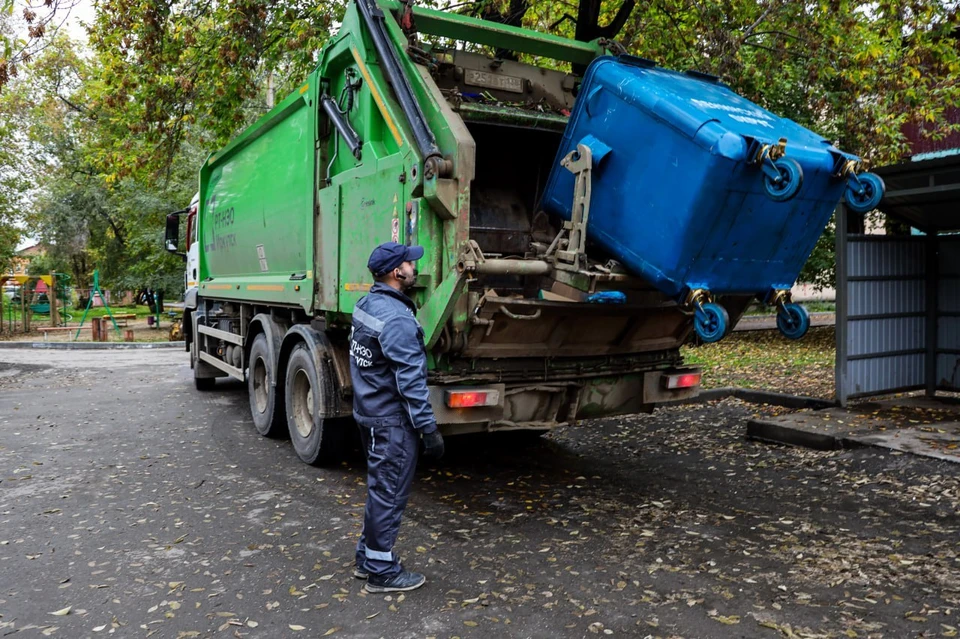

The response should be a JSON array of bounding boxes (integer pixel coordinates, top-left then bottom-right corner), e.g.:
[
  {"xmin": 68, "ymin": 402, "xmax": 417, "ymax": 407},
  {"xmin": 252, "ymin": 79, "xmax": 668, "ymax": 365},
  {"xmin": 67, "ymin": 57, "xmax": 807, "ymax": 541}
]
[{"xmin": 204, "ymin": 194, "xmax": 238, "ymax": 252}]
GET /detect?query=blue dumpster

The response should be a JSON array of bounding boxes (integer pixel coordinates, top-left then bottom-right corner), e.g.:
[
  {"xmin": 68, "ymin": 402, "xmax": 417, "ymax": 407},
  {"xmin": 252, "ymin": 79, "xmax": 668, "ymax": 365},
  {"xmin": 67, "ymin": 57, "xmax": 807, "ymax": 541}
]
[{"xmin": 541, "ymin": 56, "xmax": 884, "ymax": 341}]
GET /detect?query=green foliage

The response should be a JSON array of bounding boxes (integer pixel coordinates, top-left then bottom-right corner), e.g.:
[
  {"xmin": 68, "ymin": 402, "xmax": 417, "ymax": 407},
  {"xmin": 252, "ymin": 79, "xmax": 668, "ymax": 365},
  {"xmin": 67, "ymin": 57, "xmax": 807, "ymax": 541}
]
[
  {"xmin": 6, "ymin": 33, "xmax": 197, "ymax": 297},
  {"xmin": 86, "ymin": 0, "xmax": 346, "ymax": 181},
  {"xmin": 0, "ymin": 218, "xmax": 18, "ymax": 274},
  {"xmin": 3, "ymin": 0, "xmax": 960, "ymax": 295},
  {"xmin": 25, "ymin": 252, "xmax": 65, "ymax": 277},
  {"xmin": 798, "ymin": 217, "xmax": 837, "ymax": 292},
  {"xmin": 0, "ymin": 1, "xmax": 67, "ymax": 90},
  {"xmin": 0, "ymin": 73, "xmax": 23, "ymax": 273}
]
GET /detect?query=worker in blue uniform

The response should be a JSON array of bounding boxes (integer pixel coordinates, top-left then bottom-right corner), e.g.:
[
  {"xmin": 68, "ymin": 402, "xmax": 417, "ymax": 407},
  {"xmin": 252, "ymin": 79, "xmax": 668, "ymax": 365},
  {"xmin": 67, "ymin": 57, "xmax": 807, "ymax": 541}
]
[{"xmin": 350, "ymin": 242, "xmax": 445, "ymax": 593}]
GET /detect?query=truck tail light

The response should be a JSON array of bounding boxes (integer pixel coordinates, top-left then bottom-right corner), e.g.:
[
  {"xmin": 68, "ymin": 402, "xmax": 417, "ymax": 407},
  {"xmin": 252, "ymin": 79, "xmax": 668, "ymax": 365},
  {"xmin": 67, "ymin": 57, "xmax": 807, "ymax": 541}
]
[
  {"xmin": 445, "ymin": 389, "xmax": 500, "ymax": 408},
  {"xmin": 664, "ymin": 372, "xmax": 701, "ymax": 390}
]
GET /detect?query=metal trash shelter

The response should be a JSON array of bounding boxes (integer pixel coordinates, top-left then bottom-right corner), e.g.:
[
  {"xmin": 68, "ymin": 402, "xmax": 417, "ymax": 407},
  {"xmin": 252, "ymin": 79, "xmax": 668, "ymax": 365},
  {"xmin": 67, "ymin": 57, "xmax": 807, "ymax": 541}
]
[{"xmin": 836, "ymin": 150, "xmax": 960, "ymax": 405}]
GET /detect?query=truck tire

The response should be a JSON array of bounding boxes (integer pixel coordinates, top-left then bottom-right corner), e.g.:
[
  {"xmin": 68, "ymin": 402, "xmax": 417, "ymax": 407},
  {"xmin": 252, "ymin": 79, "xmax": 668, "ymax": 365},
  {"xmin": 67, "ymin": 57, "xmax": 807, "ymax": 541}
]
[
  {"xmin": 284, "ymin": 343, "xmax": 347, "ymax": 466},
  {"xmin": 248, "ymin": 333, "xmax": 286, "ymax": 438},
  {"xmin": 192, "ymin": 336, "xmax": 216, "ymax": 391}
]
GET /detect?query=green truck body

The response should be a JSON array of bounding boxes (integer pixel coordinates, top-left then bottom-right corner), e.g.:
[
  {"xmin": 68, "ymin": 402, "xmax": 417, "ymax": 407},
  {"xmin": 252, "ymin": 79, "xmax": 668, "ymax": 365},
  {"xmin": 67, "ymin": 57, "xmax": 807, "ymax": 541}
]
[{"xmin": 175, "ymin": 0, "xmax": 709, "ymax": 465}]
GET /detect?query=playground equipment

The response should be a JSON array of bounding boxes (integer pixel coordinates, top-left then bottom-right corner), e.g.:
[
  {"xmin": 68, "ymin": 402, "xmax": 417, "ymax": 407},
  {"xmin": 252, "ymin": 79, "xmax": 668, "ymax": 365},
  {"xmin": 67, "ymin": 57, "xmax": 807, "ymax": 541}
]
[
  {"xmin": 0, "ymin": 273, "xmax": 71, "ymax": 334},
  {"xmin": 73, "ymin": 269, "xmax": 122, "ymax": 341}
]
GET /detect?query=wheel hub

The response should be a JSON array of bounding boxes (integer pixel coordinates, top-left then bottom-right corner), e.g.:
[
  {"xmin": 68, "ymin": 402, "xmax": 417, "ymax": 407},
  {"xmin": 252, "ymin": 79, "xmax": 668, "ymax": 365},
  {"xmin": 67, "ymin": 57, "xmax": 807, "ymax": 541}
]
[
  {"xmin": 252, "ymin": 357, "xmax": 268, "ymax": 414},
  {"xmin": 292, "ymin": 369, "xmax": 315, "ymax": 438}
]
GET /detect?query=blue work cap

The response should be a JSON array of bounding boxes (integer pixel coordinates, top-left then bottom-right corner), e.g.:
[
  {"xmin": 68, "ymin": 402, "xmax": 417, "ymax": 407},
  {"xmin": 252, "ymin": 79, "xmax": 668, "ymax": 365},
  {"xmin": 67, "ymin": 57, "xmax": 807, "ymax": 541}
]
[{"xmin": 367, "ymin": 242, "xmax": 425, "ymax": 277}]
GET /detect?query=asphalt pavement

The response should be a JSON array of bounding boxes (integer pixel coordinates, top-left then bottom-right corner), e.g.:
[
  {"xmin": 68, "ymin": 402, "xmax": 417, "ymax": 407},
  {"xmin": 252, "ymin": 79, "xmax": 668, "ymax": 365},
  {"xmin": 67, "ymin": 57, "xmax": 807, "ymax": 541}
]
[{"xmin": 1, "ymin": 348, "xmax": 958, "ymax": 638}]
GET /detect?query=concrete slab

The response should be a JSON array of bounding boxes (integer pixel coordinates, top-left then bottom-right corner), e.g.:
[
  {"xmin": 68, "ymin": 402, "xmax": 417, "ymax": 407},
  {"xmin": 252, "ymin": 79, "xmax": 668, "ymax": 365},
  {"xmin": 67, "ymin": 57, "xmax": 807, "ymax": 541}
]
[
  {"xmin": 747, "ymin": 396, "xmax": 960, "ymax": 462},
  {"xmin": 855, "ymin": 421, "xmax": 960, "ymax": 463}
]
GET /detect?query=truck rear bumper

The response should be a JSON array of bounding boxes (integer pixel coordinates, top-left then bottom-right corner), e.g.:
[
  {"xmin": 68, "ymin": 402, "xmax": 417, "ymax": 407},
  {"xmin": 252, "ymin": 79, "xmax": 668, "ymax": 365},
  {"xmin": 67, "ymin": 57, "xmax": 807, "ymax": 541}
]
[{"xmin": 430, "ymin": 368, "xmax": 701, "ymax": 435}]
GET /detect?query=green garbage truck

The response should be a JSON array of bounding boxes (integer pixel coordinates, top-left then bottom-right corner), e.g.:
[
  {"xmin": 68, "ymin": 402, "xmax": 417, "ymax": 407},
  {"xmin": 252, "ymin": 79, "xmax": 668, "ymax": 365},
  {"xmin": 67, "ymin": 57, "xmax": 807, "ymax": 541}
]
[{"xmin": 165, "ymin": 0, "xmax": 707, "ymax": 465}]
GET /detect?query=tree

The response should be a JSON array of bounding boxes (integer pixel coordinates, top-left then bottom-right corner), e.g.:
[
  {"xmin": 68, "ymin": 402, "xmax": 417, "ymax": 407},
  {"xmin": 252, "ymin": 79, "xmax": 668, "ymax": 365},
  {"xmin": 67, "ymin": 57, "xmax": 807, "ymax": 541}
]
[
  {"xmin": 1, "ymin": 0, "xmax": 83, "ymax": 93},
  {"xmin": 6, "ymin": 0, "xmax": 960, "ymax": 297},
  {"xmin": 0, "ymin": 61, "xmax": 25, "ymax": 274},
  {"xmin": 0, "ymin": 218, "xmax": 19, "ymax": 274},
  {"xmin": 7, "ymin": 33, "xmax": 199, "ymax": 297},
  {"xmin": 85, "ymin": 0, "xmax": 346, "ymax": 182}
]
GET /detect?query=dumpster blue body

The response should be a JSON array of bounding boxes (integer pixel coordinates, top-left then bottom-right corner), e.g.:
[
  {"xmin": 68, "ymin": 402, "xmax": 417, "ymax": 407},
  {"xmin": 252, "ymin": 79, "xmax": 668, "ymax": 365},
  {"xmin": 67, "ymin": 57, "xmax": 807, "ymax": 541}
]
[{"xmin": 541, "ymin": 56, "xmax": 860, "ymax": 301}]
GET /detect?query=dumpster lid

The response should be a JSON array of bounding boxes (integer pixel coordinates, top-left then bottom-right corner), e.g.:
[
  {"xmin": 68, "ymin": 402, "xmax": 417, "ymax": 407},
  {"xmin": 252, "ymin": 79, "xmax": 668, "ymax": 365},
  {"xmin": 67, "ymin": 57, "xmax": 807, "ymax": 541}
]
[{"xmin": 588, "ymin": 56, "xmax": 835, "ymax": 153}]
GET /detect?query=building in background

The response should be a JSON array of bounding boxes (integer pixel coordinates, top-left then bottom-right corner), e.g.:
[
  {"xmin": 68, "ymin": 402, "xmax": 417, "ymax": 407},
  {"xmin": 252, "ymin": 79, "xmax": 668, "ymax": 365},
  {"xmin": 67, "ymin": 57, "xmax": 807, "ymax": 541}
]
[{"xmin": 5, "ymin": 243, "xmax": 46, "ymax": 276}]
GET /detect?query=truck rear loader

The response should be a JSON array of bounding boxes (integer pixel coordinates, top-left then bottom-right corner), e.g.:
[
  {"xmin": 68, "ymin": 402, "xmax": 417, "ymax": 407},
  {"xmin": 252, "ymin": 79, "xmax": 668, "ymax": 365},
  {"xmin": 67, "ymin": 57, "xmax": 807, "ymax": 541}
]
[{"xmin": 165, "ymin": 0, "xmax": 878, "ymax": 465}]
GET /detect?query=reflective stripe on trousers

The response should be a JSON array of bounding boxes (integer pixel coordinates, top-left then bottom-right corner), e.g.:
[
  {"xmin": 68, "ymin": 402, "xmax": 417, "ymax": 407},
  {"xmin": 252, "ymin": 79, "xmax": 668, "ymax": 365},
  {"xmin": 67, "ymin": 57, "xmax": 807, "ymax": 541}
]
[{"xmin": 354, "ymin": 414, "xmax": 419, "ymax": 577}]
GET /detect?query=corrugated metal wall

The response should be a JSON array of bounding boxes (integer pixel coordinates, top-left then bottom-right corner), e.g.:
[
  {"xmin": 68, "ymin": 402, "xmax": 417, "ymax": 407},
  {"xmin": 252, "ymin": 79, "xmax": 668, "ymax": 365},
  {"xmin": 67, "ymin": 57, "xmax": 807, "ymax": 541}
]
[
  {"xmin": 837, "ymin": 206, "xmax": 960, "ymax": 404},
  {"xmin": 901, "ymin": 107, "xmax": 960, "ymax": 160},
  {"xmin": 836, "ymin": 233, "xmax": 928, "ymax": 404},
  {"xmin": 937, "ymin": 236, "xmax": 960, "ymax": 391}
]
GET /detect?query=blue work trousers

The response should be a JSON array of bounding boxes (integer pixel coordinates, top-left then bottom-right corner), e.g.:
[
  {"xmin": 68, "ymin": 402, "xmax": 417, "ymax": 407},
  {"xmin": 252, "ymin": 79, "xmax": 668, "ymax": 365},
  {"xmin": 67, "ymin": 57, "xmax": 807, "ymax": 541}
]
[{"xmin": 354, "ymin": 414, "xmax": 419, "ymax": 577}]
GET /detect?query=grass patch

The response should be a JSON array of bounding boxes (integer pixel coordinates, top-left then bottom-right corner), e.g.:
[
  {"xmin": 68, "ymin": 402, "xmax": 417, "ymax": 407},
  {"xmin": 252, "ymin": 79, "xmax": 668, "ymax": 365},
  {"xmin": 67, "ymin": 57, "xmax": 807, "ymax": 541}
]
[
  {"xmin": 682, "ymin": 326, "xmax": 836, "ymax": 399},
  {"xmin": 743, "ymin": 301, "xmax": 836, "ymax": 316}
]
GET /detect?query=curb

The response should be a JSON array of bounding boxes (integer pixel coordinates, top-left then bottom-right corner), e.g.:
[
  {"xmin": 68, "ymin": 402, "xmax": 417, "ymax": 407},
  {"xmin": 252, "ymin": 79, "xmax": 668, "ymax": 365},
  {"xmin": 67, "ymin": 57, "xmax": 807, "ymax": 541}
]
[
  {"xmin": 733, "ymin": 312, "xmax": 835, "ymax": 333},
  {"xmin": 0, "ymin": 341, "xmax": 185, "ymax": 350},
  {"xmin": 671, "ymin": 387, "xmax": 834, "ymax": 410},
  {"xmin": 744, "ymin": 418, "xmax": 860, "ymax": 450}
]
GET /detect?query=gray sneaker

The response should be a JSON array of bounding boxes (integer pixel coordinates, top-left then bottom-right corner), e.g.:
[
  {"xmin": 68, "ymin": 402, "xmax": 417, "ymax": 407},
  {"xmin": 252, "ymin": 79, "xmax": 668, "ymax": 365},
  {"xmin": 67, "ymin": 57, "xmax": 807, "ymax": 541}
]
[
  {"xmin": 353, "ymin": 567, "xmax": 369, "ymax": 579},
  {"xmin": 364, "ymin": 570, "xmax": 426, "ymax": 593}
]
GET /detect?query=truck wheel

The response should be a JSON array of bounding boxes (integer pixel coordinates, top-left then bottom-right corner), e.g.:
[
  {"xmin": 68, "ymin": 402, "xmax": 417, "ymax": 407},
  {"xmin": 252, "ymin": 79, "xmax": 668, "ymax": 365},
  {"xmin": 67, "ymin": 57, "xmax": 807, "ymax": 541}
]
[
  {"xmin": 248, "ymin": 333, "xmax": 286, "ymax": 438},
  {"xmin": 284, "ymin": 343, "xmax": 346, "ymax": 466},
  {"xmin": 192, "ymin": 336, "xmax": 216, "ymax": 391}
]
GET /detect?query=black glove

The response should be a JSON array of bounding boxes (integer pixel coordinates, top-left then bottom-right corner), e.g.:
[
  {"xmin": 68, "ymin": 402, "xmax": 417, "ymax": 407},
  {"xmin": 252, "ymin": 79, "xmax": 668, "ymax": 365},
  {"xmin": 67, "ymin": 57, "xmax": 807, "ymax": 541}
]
[{"xmin": 422, "ymin": 430, "xmax": 445, "ymax": 460}]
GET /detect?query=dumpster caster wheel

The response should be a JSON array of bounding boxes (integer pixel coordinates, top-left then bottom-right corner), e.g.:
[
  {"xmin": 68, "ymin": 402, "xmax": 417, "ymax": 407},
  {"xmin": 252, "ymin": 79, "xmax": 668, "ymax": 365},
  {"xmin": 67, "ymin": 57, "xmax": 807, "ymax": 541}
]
[
  {"xmin": 763, "ymin": 158, "xmax": 804, "ymax": 202},
  {"xmin": 776, "ymin": 303, "xmax": 810, "ymax": 340},
  {"xmin": 845, "ymin": 172, "xmax": 885, "ymax": 214},
  {"xmin": 694, "ymin": 303, "xmax": 729, "ymax": 343}
]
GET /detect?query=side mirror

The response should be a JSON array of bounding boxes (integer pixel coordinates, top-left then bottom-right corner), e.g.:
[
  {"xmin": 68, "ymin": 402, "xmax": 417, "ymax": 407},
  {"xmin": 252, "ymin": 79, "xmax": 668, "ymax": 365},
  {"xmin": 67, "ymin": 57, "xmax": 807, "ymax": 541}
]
[{"xmin": 165, "ymin": 213, "xmax": 186, "ymax": 259}]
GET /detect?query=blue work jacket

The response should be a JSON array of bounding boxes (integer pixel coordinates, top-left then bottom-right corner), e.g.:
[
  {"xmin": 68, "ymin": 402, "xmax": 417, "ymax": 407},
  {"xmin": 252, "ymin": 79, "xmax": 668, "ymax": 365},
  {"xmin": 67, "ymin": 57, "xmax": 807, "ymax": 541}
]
[{"xmin": 349, "ymin": 282, "xmax": 437, "ymax": 433}]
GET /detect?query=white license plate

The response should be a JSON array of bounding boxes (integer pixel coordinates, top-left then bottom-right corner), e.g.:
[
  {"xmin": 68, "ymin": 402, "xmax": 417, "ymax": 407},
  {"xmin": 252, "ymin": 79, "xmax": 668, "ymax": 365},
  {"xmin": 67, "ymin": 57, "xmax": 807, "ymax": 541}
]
[{"xmin": 464, "ymin": 69, "xmax": 524, "ymax": 94}]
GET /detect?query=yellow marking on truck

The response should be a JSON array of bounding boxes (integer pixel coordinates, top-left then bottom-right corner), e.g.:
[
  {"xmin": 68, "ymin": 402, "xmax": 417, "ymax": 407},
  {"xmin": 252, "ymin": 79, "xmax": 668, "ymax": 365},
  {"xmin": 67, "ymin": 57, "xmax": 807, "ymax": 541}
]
[
  {"xmin": 299, "ymin": 83, "xmax": 309, "ymax": 95},
  {"xmin": 343, "ymin": 283, "xmax": 372, "ymax": 292},
  {"xmin": 247, "ymin": 284, "xmax": 285, "ymax": 292},
  {"xmin": 205, "ymin": 284, "xmax": 233, "ymax": 290},
  {"xmin": 187, "ymin": 281, "xmax": 197, "ymax": 287},
  {"xmin": 351, "ymin": 46, "xmax": 403, "ymax": 147}
]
